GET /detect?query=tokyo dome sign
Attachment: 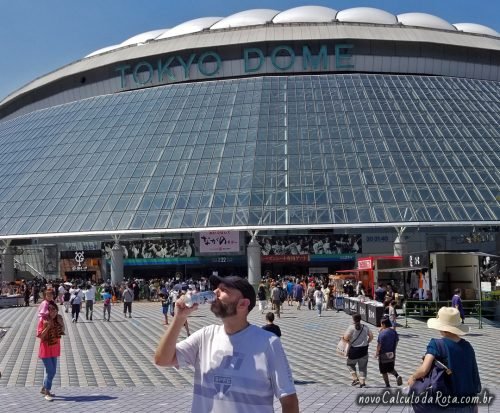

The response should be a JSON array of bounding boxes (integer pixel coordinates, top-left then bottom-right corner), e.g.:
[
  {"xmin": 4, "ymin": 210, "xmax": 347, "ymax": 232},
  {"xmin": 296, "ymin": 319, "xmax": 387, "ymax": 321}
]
[{"xmin": 115, "ymin": 43, "xmax": 353, "ymax": 89}]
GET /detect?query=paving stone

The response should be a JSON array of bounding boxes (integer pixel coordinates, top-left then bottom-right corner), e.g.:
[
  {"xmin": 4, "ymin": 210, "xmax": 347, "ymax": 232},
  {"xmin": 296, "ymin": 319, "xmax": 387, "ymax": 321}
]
[{"xmin": 0, "ymin": 302, "xmax": 499, "ymax": 412}]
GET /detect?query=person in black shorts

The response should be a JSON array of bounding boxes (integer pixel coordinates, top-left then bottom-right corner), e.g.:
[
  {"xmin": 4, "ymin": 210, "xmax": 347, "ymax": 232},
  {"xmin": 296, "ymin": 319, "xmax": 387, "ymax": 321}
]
[{"xmin": 375, "ymin": 317, "xmax": 403, "ymax": 387}]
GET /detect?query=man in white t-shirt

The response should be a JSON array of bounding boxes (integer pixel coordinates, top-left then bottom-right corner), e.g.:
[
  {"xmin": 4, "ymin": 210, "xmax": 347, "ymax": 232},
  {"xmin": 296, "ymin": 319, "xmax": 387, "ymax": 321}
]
[
  {"xmin": 155, "ymin": 275, "xmax": 299, "ymax": 413},
  {"xmin": 83, "ymin": 282, "xmax": 96, "ymax": 321}
]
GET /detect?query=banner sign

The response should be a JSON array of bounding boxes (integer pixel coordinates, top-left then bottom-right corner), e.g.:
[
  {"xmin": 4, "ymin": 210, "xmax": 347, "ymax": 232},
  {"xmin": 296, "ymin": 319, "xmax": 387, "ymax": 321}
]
[
  {"xmin": 403, "ymin": 252, "xmax": 429, "ymax": 268},
  {"xmin": 261, "ymin": 255, "xmax": 309, "ymax": 264},
  {"xmin": 102, "ymin": 239, "xmax": 195, "ymax": 260},
  {"xmin": 358, "ymin": 259, "xmax": 373, "ymax": 270},
  {"xmin": 199, "ymin": 231, "xmax": 240, "ymax": 253},
  {"xmin": 258, "ymin": 234, "xmax": 361, "ymax": 256}
]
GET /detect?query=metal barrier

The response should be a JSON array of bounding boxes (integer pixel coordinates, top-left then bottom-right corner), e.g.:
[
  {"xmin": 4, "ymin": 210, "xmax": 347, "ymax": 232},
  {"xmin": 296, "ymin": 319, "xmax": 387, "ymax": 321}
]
[{"xmin": 403, "ymin": 300, "xmax": 485, "ymax": 329}]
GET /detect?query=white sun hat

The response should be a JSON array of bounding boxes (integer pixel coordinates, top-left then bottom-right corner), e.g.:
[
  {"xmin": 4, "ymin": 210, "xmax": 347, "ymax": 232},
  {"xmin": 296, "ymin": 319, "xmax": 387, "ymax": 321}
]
[{"xmin": 427, "ymin": 307, "xmax": 470, "ymax": 335}]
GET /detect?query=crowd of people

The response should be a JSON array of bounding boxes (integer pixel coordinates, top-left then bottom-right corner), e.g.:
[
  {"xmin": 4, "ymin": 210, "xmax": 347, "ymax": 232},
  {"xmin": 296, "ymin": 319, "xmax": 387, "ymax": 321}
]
[{"xmin": 14, "ymin": 273, "xmax": 483, "ymax": 411}]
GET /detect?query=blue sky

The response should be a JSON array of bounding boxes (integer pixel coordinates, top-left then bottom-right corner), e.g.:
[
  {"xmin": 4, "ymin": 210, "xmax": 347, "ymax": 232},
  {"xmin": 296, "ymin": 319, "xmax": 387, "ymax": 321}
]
[{"xmin": 0, "ymin": 0, "xmax": 498, "ymax": 100}]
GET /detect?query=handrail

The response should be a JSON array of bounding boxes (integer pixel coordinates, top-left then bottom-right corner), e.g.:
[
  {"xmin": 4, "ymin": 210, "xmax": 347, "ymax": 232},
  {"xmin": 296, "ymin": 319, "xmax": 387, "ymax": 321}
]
[
  {"xmin": 14, "ymin": 258, "xmax": 43, "ymax": 277},
  {"xmin": 403, "ymin": 299, "xmax": 487, "ymax": 329}
]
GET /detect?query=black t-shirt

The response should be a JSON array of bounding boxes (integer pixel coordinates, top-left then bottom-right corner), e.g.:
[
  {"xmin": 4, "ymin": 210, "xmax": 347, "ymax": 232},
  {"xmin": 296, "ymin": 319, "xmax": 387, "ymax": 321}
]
[{"xmin": 262, "ymin": 324, "xmax": 281, "ymax": 337}]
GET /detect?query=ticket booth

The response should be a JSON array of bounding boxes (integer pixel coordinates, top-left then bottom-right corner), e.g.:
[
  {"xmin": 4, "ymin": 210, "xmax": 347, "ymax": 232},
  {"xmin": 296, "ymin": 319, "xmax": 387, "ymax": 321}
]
[{"xmin": 337, "ymin": 256, "xmax": 402, "ymax": 300}]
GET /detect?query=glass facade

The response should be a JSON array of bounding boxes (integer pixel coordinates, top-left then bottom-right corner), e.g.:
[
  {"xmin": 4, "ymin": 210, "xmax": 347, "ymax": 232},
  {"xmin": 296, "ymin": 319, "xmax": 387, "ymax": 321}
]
[{"xmin": 0, "ymin": 74, "xmax": 498, "ymax": 236}]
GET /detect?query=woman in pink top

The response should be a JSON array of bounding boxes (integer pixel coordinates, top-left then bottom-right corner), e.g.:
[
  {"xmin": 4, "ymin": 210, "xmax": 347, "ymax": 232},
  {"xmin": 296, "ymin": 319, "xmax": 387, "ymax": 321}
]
[
  {"xmin": 38, "ymin": 288, "xmax": 55, "ymax": 321},
  {"xmin": 37, "ymin": 301, "xmax": 64, "ymax": 401}
]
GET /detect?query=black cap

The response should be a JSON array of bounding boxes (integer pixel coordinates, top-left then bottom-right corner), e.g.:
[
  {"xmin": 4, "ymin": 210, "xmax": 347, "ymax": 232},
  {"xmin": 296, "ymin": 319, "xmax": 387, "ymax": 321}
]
[{"xmin": 210, "ymin": 275, "xmax": 256, "ymax": 312}]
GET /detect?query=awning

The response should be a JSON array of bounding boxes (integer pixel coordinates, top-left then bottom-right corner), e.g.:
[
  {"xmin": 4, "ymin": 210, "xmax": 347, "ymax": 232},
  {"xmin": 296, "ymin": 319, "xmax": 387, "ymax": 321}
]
[
  {"xmin": 377, "ymin": 266, "xmax": 427, "ymax": 273},
  {"xmin": 432, "ymin": 252, "xmax": 499, "ymax": 258},
  {"xmin": 335, "ymin": 269, "xmax": 362, "ymax": 273}
]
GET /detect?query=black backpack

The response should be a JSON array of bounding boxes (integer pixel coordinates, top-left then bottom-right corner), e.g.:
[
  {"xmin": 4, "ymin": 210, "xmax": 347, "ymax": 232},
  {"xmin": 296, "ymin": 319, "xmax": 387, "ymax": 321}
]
[{"xmin": 279, "ymin": 287, "xmax": 287, "ymax": 303}]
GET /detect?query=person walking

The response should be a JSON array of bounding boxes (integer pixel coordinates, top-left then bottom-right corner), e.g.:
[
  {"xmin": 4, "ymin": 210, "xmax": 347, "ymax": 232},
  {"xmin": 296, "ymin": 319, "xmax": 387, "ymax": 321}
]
[
  {"xmin": 37, "ymin": 301, "xmax": 65, "ymax": 401},
  {"xmin": 262, "ymin": 311, "xmax": 281, "ymax": 337},
  {"xmin": 101, "ymin": 287, "xmax": 112, "ymax": 321},
  {"xmin": 293, "ymin": 281, "xmax": 304, "ymax": 310},
  {"xmin": 342, "ymin": 313, "xmax": 373, "ymax": 388},
  {"xmin": 375, "ymin": 318, "xmax": 403, "ymax": 387},
  {"xmin": 57, "ymin": 283, "xmax": 65, "ymax": 305},
  {"xmin": 69, "ymin": 285, "xmax": 83, "ymax": 323},
  {"xmin": 63, "ymin": 287, "xmax": 71, "ymax": 313},
  {"xmin": 83, "ymin": 282, "xmax": 96, "ymax": 321},
  {"xmin": 23, "ymin": 283, "xmax": 31, "ymax": 307},
  {"xmin": 322, "ymin": 283, "xmax": 330, "ymax": 311},
  {"xmin": 123, "ymin": 283, "xmax": 134, "ymax": 318},
  {"xmin": 155, "ymin": 275, "xmax": 299, "ymax": 413},
  {"xmin": 388, "ymin": 300, "xmax": 398, "ymax": 329},
  {"xmin": 160, "ymin": 293, "xmax": 170, "ymax": 325},
  {"xmin": 451, "ymin": 289, "xmax": 465, "ymax": 324},
  {"xmin": 286, "ymin": 278, "xmax": 295, "ymax": 306},
  {"xmin": 257, "ymin": 284, "xmax": 267, "ymax": 314},
  {"xmin": 408, "ymin": 307, "xmax": 481, "ymax": 412},
  {"xmin": 270, "ymin": 282, "xmax": 281, "ymax": 318},
  {"xmin": 313, "ymin": 285, "xmax": 323, "ymax": 317},
  {"xmin": 306, "ymin": 282, "xmax": 315, "ymax": 310}
]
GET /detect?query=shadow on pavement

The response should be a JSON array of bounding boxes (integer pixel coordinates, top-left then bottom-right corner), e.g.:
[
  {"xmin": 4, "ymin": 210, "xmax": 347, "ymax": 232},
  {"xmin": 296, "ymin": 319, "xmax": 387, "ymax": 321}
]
[
  {"xmin": 294, "ymin": 380, "xmax": 317, "ymax": 385},
  {"xmin": 56, "ymin": 395, "xmax": 119, "ymax": 402}
]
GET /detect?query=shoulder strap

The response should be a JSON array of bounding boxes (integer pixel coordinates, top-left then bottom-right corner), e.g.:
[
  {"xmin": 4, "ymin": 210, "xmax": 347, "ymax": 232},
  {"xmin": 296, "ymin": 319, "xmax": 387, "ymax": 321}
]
[
  {"xmin": 434, "ymin": 338, "xmax": 449, "ymax": 367},
  {"xmin": 351, "ymin": 325, "xmax": 365, "ymax": 346}
]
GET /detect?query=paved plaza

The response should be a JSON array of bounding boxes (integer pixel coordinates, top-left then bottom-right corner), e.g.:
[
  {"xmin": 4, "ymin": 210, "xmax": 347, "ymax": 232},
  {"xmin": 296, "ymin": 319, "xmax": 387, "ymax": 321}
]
[{"xmin": 0, "ymin": 301, "xmax": 499, "ymax": 412}]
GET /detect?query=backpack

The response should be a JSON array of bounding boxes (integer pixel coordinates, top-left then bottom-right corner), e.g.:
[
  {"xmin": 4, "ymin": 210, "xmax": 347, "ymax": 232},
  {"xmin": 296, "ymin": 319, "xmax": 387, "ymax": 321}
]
[
  {"xmin": 409, "ymin": 339, "xmax": 452, "ymax": 413},
  {"xmin": 279, "ymin": 288, "xmax": 287, "ymax": 303},
  {"xmin": 104, "ymin": 296, "xmax": 111, "ymax": 305}
]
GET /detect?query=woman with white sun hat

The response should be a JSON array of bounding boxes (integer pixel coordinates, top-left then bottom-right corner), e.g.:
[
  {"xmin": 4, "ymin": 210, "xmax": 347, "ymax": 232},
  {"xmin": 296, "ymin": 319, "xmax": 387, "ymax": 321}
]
[{"xmin": 407, "ymin": 307, "xmax": 481, "ymax": 412}]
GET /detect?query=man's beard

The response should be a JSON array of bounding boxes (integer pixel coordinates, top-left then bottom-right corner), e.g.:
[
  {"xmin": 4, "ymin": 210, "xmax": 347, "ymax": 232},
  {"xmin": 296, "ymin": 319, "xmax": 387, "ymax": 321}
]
[{"xmin": 211, "ymin": 299, "xmax": 238, "ymax": 319}]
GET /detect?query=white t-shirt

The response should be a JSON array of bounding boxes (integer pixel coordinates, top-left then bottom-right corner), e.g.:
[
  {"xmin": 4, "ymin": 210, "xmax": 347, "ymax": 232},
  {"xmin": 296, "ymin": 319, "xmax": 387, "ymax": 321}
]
[
  {"xmin": 313, "ymin": 289, "xmax": 323, "ymax": 304},
  {"xmin": 69, "ymin": 288, "xmax": 83, "ymax": 305},
  {"xmin": 83, "ymin": 286, "xmax": 96, "ymax": 301},
  {"xmin": 176, "ymin": 324, "xmax": 296, "ymax": 413}
]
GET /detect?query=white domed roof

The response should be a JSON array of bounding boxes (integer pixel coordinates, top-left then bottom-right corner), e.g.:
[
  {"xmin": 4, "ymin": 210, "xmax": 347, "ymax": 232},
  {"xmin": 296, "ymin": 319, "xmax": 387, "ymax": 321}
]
[
  {"xmin": 273, "ymin": 6, "xmax": 338, "ymax": 23},
  {"xmin": 210, "ymin": 9, "xmax": 280, "ymax": 30},
  {"xmin": 85, "ymin": 44, "xmax": 122, "ymax": 58},
  {"xmin": 398, "ymin": 12, "xmax": 456, "ymax": 31},
  {"xmin": 453, "ymin": 23, "xmax": 498, "ymax": 37},
  {"xmin": 120, "ymin": 29, "xmax": 167, "ymax": 46},
  {"xmin": 157, "ymin": 17, "xmax": 223, "ymax": 40},
  {"xmin": 336, "ymin": 7, "xmax": 397, "ymax": 25}
]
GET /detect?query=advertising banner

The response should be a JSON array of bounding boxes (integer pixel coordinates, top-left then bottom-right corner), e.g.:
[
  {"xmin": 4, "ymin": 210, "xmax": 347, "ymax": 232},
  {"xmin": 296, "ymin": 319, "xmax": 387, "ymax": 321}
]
[
  {"xmin": 258, "ymin": 234, "xmax": 361, "ymax": 256},
  {"xmin": 358, "ymin": 258, "xmax": 373, "ymax": 270},
  {"xmin": 261, "ymin": 255, "xmax": 309, "ymax": 264},
  {"xmin": 199, "ymin": 231, "xmax": 240, "ymax": 254}
]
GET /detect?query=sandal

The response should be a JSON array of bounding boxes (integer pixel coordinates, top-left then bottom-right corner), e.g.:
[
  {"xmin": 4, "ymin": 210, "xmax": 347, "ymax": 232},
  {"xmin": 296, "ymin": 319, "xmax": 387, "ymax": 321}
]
[{"xmin": 351, "ymin": 379, "xmax": 360, "ymax": 386}]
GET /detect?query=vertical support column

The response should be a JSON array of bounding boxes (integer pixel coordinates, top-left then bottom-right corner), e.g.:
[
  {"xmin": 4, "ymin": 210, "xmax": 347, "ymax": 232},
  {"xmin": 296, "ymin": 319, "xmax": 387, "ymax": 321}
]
[
  {"xmin": 393, "ymin": 226, "xmax": 407, "ymax": 256},
  {"xmin": 2, "ymin": 245, "xmax": 15, "ymax": 283},
  {"xmin": 111, "ymin": 243, "xmax": 124, "ymax": 285},
  {"xmin": 393, "ymin": 235, "xmax": 407, "ymax": 256},
  {"xmin": 247, "ymin": 237, "xmax": 261, "ymax": 289}
]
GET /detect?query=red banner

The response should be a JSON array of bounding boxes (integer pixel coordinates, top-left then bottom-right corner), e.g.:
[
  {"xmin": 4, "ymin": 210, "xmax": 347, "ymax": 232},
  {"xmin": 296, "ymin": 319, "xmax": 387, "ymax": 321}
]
[{"xmin": 262, "ymin": 255, "xmax": 310, "ymax": 264}]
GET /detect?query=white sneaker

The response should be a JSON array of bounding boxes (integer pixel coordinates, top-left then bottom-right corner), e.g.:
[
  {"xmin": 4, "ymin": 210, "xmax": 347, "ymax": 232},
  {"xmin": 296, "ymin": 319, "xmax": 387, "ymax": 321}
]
[{"xmin": 44, "ymin": 394, "xmax": 53, "ymax": 402}]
